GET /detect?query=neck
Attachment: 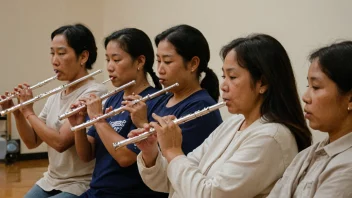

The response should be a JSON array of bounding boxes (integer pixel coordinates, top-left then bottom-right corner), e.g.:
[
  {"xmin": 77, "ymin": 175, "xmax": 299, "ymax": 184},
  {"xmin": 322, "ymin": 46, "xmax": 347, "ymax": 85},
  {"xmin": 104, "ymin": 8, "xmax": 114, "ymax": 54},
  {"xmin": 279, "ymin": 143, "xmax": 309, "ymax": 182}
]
[
  {"xmin": 124, "ymin": 76, "xmax": 150, "ymax": 96},
  {"xmin": 168, "ymin": 80, "xmax": 201, "ymax": 106},
  {"xmin": 65, "ymin": 70, "xmax": 89, "ymax": 95},
  {"xmin": 328, "ymin": 116, "xmax": 352, "ymax": 143},
  {"xmin": 240, "ymin": 102, "xmax": 262, "ymax": 131}
]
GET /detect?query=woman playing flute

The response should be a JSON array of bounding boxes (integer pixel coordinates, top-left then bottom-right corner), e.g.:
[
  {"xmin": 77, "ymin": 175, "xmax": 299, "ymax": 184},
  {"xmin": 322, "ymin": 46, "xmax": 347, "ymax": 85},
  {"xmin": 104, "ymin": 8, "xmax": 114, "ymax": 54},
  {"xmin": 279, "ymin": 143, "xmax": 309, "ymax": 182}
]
[
  {"xmin": 68, "ymin": 28, "xmax": 166, "ymax": 198},
  {"xmin": 122, "ymin": 24, "xmax": 223, "ymax": 156},
  {"xmin": 268, "ymin": 41, "xmax": 352, "ymax": 198},
  {"xmin": 0, "ymin": 24, "xmax": 107, "ymax": 198},
  {"xmin": 131, "ymin": 34, "xmax": 312, "ymax": 198}
]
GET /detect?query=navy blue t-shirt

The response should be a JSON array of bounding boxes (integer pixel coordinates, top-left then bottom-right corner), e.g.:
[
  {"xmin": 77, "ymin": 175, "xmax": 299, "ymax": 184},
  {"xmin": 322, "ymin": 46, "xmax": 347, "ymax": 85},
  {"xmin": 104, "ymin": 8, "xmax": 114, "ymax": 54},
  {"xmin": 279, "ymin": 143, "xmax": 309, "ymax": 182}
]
[
  {"xmin": 85, "ymin": 86, "xmax": 167, "ymax": 198},
  {"xmin": 149, "ymin": 89, "xmax": 223, "ymax": 154}
]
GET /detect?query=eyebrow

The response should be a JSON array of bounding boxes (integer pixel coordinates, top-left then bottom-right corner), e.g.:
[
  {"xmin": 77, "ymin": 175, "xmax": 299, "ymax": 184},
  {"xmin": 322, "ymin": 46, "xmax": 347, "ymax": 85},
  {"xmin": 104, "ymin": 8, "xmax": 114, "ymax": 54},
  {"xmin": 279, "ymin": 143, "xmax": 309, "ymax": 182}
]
[
  {"xmin": 156, "ymin": 54, "xmax": 173, "ymax": 58},
  {"xmin": 307, "ymin": 76, "xmax": 320, "ymax": 80},
  {"xmin": 223, "ymin": 67, "xmax": 236, "ymax": 72},
  {"xmin": 106, "ymin": 53, "xmax": 121, "ymax": 57},
  {"xmin": 50, "ymin": 47, "xmax": 66, "ymax": 50}
]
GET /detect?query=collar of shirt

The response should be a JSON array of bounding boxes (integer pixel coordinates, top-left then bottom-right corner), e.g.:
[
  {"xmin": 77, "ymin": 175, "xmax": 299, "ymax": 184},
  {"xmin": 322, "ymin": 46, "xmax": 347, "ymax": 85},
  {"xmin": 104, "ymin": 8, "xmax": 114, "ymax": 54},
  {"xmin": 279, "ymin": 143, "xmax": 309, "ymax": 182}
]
[{"xmin": 318, "ymin": 132, "xmax": 352, "ymax": 157}]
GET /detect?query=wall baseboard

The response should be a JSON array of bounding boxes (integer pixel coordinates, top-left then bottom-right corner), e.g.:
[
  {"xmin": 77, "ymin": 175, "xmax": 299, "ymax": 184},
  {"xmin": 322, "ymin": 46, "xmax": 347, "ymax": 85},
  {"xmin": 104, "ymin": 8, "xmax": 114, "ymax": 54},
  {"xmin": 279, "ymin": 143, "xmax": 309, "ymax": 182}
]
[{"xmin": 18, "ymin": 152, "xmax": 48, "ymax": 161}]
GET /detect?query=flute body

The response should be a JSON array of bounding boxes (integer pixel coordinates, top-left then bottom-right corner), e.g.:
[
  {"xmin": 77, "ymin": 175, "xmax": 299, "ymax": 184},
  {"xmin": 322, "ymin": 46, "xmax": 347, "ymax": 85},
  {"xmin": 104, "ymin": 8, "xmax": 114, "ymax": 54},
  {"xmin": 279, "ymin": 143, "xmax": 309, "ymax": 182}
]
[
  {"xmin": 112, "ymin": 101, "xmax": 226, "ymax": 150},
  {"xmin": 70, "ymin": 83, "xmax": 179, "ymax": 132},
  {"xmin": 0, "ymin": 75, "xmax": 57, "ymax": 105},
  {"xmin": 58, "ymin": 80, "xmax": 136, "ymax": 120},
  {"xmin": 0, "ymin": 70, "xmax": 102, "ymax": 116}
]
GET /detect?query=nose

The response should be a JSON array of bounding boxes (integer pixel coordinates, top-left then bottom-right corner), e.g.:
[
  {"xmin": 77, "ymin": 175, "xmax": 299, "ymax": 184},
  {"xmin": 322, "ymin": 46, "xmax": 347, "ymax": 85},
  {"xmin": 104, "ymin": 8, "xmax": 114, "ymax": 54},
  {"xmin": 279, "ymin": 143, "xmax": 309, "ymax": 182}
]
[
  {"xmin": 107, "ymin": 60, "xmax": 114, "ymax": 73},
  {"xmin": 302, "ymin": 87, "xmax": 311, "ymax": 104},
  {"xmin": 52, "ymin": 54, "xmax": 59, "ymax": 67},
  {"xmin": 221, "ymin": 80, "xmax": 228, "ymax": 93},
  {"xmin": 157, "ymin": 62, "xmax": 165, "ymax": 75}
]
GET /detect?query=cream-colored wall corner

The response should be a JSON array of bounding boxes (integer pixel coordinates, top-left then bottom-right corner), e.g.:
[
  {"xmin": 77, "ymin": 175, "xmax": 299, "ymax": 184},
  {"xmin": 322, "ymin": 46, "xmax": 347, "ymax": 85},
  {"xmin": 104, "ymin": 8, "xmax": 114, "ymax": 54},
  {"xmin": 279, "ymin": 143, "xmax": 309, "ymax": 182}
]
[{"xmin": 0, "ymin": 0, "xmax": 104, "ymax": 153}]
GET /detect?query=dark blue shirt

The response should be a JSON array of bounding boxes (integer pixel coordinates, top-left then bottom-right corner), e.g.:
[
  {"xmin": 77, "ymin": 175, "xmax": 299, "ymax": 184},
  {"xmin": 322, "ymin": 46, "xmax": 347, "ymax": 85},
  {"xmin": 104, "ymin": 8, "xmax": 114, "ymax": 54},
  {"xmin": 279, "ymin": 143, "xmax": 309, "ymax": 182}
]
[
  {"xmin": 149, "ymin": 89, "xmax": 223, "ymax": 154},
  {"xmin": 84, "ymin": 87, "xmax": 167, "ymax": 198}
]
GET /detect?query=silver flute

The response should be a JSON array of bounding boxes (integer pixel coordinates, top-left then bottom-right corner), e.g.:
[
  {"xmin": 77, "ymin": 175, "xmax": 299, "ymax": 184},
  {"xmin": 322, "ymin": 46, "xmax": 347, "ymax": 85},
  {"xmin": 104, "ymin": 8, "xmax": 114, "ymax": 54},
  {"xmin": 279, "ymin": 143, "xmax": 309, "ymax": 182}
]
[
  {"xmin": 58, "ymin": 80, "xmax": 136, "ymax": 120},
  {"xmin": 112, "ymin": 101, "xmax": 226, "ymax": 150},
  {"xmin": 70, "ymin": 83, "xmax": 179, "ymax": 132},
  {"xmin": 0, "ymin": 75, "xmax": 57, "ymax": 105},
  {"xmin": 0, "ymin": 70, "xmax": 102, "ymax": 116},
  {"xmin": 101, "ymin": 78, "xmax": 112, "ymax": 85}
]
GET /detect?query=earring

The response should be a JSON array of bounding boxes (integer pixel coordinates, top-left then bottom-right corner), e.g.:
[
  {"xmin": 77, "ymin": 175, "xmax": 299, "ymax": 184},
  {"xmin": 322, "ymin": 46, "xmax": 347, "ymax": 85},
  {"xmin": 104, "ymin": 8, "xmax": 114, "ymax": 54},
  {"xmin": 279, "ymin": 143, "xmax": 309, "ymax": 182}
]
[
  {"xmin": 80, "ymin": 63, "xmax": 83, "ymax": 66},
  {"xmin": 137, "ymin": 67, "xmax": 140, "ymax": 71},
  {"xmin": 348, "ymin": 107, "xmax": 351, "ymax": 111},
  {"xmin": 259, "ymin": 89, "xmax": 264, "ymax": 94}
]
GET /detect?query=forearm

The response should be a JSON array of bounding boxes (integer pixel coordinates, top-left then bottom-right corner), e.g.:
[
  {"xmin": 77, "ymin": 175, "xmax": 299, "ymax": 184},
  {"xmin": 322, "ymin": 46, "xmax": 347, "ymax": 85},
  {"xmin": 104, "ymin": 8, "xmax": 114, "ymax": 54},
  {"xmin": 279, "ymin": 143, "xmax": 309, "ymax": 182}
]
[
  {"xmin": 13, "ymin": 113, "xmax": 41, "ymax": 148},
  {"xmin": 27, "ymin": 115, "xmax": 72, "ymax": 152},
  {"xmin": 142, "ymin": 145, "xmax": 160, "ymax": 167},
  {"xmin": 74, "ymin": 129, "xmax": 94, "ymax": 162},
  {"xmin": 94, "ymin": 121, "xmax": 137, "ymax": 167}
]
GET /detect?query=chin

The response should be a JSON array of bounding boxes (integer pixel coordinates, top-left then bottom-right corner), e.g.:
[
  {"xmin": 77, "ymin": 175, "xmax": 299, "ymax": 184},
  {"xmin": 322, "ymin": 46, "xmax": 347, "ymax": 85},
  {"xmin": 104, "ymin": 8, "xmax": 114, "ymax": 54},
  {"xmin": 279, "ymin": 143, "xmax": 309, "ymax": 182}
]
[
  {"xmin": 57, "ymin": 76, "xmax": 66, "ymax": 81},
  {"xmin": 112, "ymin": 82, "xmax": 121, "ymax": 87},
  {"xmin": 308, "ymin": 121, "xmax": 321, "ymax": 131},
  {"xmin": 227, "ymin": 107, "xmax": 237, "ymax": 114}
]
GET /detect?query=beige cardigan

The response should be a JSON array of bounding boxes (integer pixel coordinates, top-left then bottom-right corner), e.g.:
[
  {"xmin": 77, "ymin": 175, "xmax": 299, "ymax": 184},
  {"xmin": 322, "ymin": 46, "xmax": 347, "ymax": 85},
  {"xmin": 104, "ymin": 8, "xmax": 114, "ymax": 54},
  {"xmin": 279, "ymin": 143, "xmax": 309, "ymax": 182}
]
[{"xmin": 137, "ymin": 115, "xmax": 298, "ymax": 198}]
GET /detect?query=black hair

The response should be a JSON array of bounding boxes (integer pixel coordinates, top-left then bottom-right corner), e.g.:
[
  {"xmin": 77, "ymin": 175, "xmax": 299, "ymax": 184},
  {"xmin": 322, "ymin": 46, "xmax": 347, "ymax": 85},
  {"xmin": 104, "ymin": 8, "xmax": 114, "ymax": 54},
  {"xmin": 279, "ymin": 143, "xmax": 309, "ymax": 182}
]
[
  {"xmin": 104, "ymin": 28, "xmax": 162, "ymax": 89},
  {"xmin": 220, "ymin": 34, "xmax": 312, "ymax": 151},
  {"xmin": 51, "ymin": 23, "xmax": 97, "ymax": 69},
  {"xmin": 309, "ymin": 41, "xmax": 352, "ymax": 94},
  {"xmin": 155, "ymin": 24, "xmax": 219, "ymax": 101}
]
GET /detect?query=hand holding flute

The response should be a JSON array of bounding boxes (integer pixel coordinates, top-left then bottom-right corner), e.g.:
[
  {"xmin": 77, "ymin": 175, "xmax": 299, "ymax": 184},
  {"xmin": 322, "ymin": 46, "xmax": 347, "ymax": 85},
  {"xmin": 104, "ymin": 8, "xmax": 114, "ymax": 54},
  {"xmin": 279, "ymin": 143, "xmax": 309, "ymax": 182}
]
[
  {"xmin": 0, "ymin": 75, "xmax": 57, "ymax": 105},
  {"xmin": 67, "ymin": 93, "xmax": 106, "ymax": 129},
  {"xmin": 114, "ymin": 102, "xmax": 226, "ymax": 150},
  {"xmin": 70, "ymin": 83, "xmax": 179, "ymax": 132},
  {"xmin": 59, "ymin": 80, "xmax": 135, "ymax": 120},
  {"xmin": 0, "ymin": 70, "xmax": 102, "ymax": 116},
  {"xmin": 124, "ymin": 102, "xmax": 226, "ymax": 164},
  {"xmin": 0, "ymin": 84, "xmax": 36, "ymax": 118}
]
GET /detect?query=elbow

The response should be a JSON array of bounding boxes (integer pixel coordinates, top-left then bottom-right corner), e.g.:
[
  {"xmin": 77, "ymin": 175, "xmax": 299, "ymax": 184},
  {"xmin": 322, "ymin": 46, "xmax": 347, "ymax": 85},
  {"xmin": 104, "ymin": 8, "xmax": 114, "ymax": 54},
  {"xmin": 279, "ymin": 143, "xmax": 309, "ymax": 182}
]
[
  {"xmin": 80, "ymin": 157, "xmax": 94, "ymax": 163},
  {"xmin": 78, "ymin": 155, "xmax": 94, "ymax": 163},
  {"xmin": 116, "ymin": 157, "xmax": 135, "ymax": 167},
  {"xmin": 55, "ymin": 146, "xmax": 67, "ymax": 153},
  {"xmin": 22, "ymin": 139, "xmax": 40, "ymax": 149},
  {"xmin": 25, "ymin": 142, "xmax": 39, "ymax": 149},
  {"xmin": 53, "ymin": 142, "xmax": 70, "ymax": 153}
]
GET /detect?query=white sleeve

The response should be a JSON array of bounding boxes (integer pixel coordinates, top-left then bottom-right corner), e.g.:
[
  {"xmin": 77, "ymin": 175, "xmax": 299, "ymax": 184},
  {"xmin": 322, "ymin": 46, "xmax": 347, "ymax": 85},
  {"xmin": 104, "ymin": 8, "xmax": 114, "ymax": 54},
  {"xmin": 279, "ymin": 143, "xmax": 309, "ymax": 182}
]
[
  {"xmin": 185, "ymin": 123, "xmax": 217, "ymax": 166},
  {"xmin": 167, "ymin": 133, "xmax": 287, "ymax": 198},
  {"xmin": 137, "ymin": 150, "xmax": 170, "ymax": 193}
]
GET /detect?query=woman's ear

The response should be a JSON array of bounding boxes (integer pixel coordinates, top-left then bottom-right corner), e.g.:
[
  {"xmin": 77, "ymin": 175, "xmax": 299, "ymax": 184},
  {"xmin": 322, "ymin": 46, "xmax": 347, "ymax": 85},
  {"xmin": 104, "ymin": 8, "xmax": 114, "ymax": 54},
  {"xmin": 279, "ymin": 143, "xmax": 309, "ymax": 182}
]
[
  {"xmin": 135, "ymin": 55, "xmax": 146, "ymax": 71},
  {"xmin": 79, "ymin": 50, "xmax": 89, "ymax": 66},
  {"xmin": 189, "ymin": 56, "xmax": 200, "ymax": 73},
  {"xmin": 347, "ymin": 91, "xmax": 352, "ymax": 111},
  {"xmin": 258, "ymin": 76, "xmax": 268, "ymax": 94}
]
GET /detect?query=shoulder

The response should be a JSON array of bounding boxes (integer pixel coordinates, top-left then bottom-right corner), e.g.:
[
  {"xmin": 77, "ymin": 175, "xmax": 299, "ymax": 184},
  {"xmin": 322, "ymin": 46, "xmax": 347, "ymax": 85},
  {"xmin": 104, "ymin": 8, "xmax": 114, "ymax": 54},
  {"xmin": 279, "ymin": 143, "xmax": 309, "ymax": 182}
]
[
  {"xmin": 327, "ymin": 147, "xmax": 352, "ymax": 168},
  {"xmin": 84, "ymin": 80, "xmax": 108, "ymax": 93},
  {"xmin": 249, "ymin": 121, "xmax": 294, "ymax": 142},
  {"xmin": 142, "ymin": 87, "xmax": 159, "ymax": 95},
  {"xmin": 105, "ymin": 91, "xmax": 124, "ymax": 107},
  {"xmin": 245, "ymin": 121, "xmax": 298, "ymax": 161},
  {"xmin": 182, "ymin": 90, "xmax": 217, "ymax": 109}
]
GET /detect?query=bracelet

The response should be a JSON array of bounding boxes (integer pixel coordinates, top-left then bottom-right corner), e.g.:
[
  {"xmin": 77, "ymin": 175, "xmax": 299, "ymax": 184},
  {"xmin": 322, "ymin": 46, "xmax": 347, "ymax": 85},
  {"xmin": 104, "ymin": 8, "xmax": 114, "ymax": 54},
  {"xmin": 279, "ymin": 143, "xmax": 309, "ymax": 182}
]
[{"xmin": 25, "ymin": 113, "xmax": 35, "ymax": 119}]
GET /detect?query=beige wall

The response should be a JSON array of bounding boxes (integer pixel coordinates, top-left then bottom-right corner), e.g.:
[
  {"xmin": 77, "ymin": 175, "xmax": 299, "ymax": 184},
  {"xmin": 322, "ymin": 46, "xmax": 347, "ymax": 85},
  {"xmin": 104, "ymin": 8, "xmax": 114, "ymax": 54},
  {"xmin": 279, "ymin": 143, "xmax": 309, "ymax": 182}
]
[
  {"xmin": 0, "ymin": 0, "xmax": 105, "ymax": 153},
  {"xmin": 1, "ymin": 0, "xmax": 351, "ymax": 153}
]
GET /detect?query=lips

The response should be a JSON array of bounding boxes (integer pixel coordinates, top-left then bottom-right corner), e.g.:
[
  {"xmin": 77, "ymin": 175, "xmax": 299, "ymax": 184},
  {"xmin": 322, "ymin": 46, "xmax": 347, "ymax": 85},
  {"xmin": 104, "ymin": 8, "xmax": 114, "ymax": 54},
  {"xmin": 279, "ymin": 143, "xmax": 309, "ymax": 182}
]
[
  {"xmin": 159, "ymin": 78, "xmax": 166, "ymax": 84},
  {"xmin": 222, "ymin": 98, "xmax": 230, "ymax": 105},
  {"xmin": 304, "ymin": 109, "xmax": 312, "ymax": 119},
  {"xmin": 109, "ymin": 76, "xmax": 116, "ymax": 80}
]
